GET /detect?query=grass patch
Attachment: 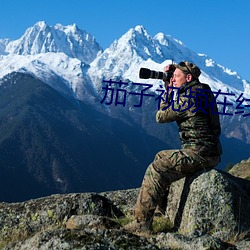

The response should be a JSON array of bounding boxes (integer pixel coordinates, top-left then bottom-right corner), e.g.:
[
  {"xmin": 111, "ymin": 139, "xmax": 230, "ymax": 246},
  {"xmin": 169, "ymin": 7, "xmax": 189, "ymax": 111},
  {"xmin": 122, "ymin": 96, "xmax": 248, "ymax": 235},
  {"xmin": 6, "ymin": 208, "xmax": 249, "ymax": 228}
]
[
  {"xmin": 225, "ymin": 230, "xmax": 250, "ymax": 245},
  {"xmin": 0, "ymin": 228, "xmax": 29, "ymax": 249},
  {"xmin": 152, "ymin": 216, "xmax": 174, "ymax": 234},
  {"xmin": 112, "ymin": 216, "xmax": 134, "ymax": 227},
  {"xmin": 113, "ymin": 214, "xmax": 174, "ymax": 234}
]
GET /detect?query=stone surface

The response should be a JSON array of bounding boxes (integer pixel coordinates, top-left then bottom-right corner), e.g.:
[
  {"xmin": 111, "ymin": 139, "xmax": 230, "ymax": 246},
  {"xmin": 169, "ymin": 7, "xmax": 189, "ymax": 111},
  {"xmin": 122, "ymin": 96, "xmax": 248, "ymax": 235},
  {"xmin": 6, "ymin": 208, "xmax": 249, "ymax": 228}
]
[
  {"xmin": 0, "ymin": 193, "xmax": 124, "ymax": 248},
  {"xmin": 4, "ymin": 228, "xmax": 161, "ymax": 250},
  {"xmin": 229, "ymin": 158, "xmax": 250, "ymax": 180},
  {"xmin": 235, "ymin": 240, "xmax": 250, "ymax": 250},
  {"xmin": 156, "ymin": 233, "xmax": 227, "ymax": 250},
  {"xmin": 165, "ymin": 169, "xmax": 250, "ymax": 241},
  {"xmin": 65, "ymin": 214, "xmax": 120, "ymax": 230}
]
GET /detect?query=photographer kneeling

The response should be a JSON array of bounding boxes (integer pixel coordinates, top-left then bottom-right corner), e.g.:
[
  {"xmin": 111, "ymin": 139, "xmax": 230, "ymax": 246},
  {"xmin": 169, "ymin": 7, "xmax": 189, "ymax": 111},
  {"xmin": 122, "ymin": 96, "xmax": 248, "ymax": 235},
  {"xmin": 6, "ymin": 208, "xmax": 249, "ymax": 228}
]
[{"xmin": 124, "ymin": 61, "xmax": 222, "ymax": 233}]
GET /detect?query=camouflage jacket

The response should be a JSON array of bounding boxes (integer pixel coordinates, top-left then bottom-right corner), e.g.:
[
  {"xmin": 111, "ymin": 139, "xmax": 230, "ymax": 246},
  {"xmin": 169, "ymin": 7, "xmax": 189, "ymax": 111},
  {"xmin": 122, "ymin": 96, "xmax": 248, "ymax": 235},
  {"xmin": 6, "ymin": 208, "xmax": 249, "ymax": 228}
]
[{"xmin": 156, "ymin": 80, "xmax": 222, "ymax": 157}]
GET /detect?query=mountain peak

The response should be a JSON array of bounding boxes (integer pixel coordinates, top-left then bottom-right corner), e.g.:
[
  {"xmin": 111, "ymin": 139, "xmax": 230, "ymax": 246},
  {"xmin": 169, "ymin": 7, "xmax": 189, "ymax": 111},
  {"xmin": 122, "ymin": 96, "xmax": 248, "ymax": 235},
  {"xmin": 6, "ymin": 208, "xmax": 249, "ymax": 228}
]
[
  {"xmin": 54, "ymin": 23, "xmax": 79, "ymax": 33},
  {"xmin": 125, "ymin": 25, "xmax": 150, "ymax": 41},
  {"xmin": 134, "ymin": 25, "xmax": 147, "ymax": 34},
  {"xmin": 34, "ymin": 21, "xmax": 48, "ymax": 29},
  {"xmin": 112, "ymin": 25, "xmax": 162, "ymax": 60},
  {"xmin": 5, "ymin": 21, "xmax": 102, "ymax": 64}
]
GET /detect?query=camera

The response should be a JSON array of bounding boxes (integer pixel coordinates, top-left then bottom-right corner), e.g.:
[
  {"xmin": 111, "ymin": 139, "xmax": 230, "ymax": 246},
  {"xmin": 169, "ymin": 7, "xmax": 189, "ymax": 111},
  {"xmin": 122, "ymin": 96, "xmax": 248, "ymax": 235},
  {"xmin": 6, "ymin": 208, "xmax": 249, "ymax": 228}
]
[{"xmin": 139, "ymin": 65, "xmax": 175, "ymax": 82}]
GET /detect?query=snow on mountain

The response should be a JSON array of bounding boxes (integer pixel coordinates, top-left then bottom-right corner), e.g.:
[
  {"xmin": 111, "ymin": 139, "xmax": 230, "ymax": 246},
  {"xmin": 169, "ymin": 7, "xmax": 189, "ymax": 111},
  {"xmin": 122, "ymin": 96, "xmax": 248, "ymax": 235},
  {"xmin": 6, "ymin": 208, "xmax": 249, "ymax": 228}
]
[
  {"xmin": 88, "ymin": 25, "xmax": 167, "ymax": 85},
  {"xmin": 0, "ymin": 52, "xmax": 98, "ymax": 103},
  {"xmin": 5, "ymin": 21, "xmax": 102, "ymax": 64},
  {"xmin": 89, "ymin": 25, "xmax": 250, "ymax": 104},
  {"xmin": 152, "ymin": 33, "xmax": 249, "ymax": 96},
  {"xmin": 0, "ymin": 39, "xmax": 9, "ymax": 55}
]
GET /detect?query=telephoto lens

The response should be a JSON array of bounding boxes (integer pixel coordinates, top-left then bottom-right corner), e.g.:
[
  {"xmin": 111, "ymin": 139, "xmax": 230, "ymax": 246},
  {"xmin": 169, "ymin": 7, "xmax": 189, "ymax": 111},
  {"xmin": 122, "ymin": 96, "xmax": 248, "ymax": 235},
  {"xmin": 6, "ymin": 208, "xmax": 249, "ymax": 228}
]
[
  {"xmin": 139, "ymin": 67, "xmax": 167, "ymax": 80},
  {"xmin": 139, "ymin": 65, "xmax": 176, "ymax": 82},
  {"xmin": 139, "ymin": 68, "xmax": 151, "ymax": 79}
]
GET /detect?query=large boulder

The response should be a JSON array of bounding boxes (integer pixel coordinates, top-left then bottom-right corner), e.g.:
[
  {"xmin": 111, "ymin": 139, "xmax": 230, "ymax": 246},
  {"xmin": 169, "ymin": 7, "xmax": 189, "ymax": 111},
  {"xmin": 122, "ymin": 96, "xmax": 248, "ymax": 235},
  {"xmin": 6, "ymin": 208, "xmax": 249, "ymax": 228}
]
[
  {"xmin": 165, "ymin": 169, "xmax": 250, "ymax": 241},
  {"xmin": 0, "ymin": 193, "xmax": 124, "ymax": 248}
]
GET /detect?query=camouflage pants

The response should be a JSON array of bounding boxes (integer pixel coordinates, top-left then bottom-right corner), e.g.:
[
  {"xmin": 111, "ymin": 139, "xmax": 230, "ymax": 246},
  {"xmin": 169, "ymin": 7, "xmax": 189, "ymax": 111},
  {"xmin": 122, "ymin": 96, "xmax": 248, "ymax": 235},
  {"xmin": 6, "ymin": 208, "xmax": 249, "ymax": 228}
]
[{"xmin": 134, "ymin": 149, "xmax": 220, "ymax": 222}]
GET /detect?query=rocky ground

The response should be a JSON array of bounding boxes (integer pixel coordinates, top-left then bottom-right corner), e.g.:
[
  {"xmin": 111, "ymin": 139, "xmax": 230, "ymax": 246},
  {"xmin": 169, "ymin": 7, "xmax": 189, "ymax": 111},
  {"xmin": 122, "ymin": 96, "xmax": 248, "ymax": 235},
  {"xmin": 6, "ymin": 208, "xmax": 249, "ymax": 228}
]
[{"xmin": 0, "ymin": 168, "xmax": 250, "ymax": 249}]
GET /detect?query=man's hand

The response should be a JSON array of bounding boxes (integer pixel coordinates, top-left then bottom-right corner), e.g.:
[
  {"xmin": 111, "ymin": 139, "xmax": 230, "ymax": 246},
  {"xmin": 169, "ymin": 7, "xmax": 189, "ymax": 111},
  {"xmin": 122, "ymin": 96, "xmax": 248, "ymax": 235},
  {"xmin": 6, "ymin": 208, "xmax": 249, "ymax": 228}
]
[{"xmin": 163, "ymin": 65, "xmax": 174, "ymax": 90}]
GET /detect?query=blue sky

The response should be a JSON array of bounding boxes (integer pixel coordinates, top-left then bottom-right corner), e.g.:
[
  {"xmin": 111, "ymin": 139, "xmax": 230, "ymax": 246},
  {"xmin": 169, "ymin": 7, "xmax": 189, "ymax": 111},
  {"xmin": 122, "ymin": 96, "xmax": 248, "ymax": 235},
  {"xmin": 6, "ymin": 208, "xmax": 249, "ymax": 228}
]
[{"xmin": 1, "ymin": 0, "xmax": 250, "ymax": 81}]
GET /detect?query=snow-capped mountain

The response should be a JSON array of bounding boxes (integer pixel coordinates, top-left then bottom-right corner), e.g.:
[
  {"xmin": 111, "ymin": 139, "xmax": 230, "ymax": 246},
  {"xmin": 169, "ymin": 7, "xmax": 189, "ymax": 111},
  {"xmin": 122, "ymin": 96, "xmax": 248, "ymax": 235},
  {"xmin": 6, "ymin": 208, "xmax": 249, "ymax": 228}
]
[
  {"xmin": 4, "ymin": 21, "xmax": 102, "ymax": 64},
  {"xmin": 0, "ymin": 22, "xmax": 102, "ymax": 102},
  {"xmin": 89, "ymin": 25, "xmax": 250, "ymax": 102}
]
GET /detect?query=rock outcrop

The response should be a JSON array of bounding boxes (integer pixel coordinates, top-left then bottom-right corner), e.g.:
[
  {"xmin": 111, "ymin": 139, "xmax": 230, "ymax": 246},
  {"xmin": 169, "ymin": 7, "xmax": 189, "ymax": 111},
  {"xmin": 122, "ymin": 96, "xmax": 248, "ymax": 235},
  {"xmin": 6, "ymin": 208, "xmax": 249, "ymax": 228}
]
[
  {"xmin": 0, "ymin": 169, "xmax": 250, "ymax": 249},
  {"xmin": 165, "ymin": 169, "xmax": 250, "ymax": 240},
  {"xmin": 229, "ymin": 158, "xmax": 250, "ymax": 180}
]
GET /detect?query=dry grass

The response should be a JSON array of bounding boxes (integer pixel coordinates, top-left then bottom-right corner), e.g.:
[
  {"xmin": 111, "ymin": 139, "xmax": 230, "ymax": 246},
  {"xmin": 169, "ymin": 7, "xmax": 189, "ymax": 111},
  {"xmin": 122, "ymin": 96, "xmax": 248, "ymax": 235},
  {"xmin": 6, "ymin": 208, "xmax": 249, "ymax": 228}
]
[{"xmin": 225, "ymin": 230, "xmax": 250, "ymax": 245}]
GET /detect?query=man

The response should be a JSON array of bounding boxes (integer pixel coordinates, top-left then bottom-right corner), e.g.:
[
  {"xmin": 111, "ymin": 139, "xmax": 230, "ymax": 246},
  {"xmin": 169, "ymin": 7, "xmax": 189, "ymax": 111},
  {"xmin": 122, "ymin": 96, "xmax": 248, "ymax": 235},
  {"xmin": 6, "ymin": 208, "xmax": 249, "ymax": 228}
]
[{"xmin": 124, "ymin": 61, "xmax": 222, "ymax": 233}]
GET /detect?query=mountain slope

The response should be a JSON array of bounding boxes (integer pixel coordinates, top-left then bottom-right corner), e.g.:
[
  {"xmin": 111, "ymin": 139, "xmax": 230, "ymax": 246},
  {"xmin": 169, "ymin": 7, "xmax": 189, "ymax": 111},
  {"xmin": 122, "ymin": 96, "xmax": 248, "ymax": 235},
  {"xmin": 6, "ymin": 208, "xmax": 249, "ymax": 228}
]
[
  {"xmin": 0, "ymin": 72, "xmax": 169, "ymax": 202},
  {"xmin": 0, "ymin": 52, "xmax": 98, "ymax": 102}
]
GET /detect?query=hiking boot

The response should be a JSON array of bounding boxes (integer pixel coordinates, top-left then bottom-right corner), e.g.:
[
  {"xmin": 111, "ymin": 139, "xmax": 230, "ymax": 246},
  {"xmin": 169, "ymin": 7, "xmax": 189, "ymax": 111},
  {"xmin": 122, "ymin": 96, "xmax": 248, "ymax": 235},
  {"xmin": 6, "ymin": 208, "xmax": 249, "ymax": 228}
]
[{"xmin": 124, "ymin": 219, "xmax": 152, "ymax": 234}]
